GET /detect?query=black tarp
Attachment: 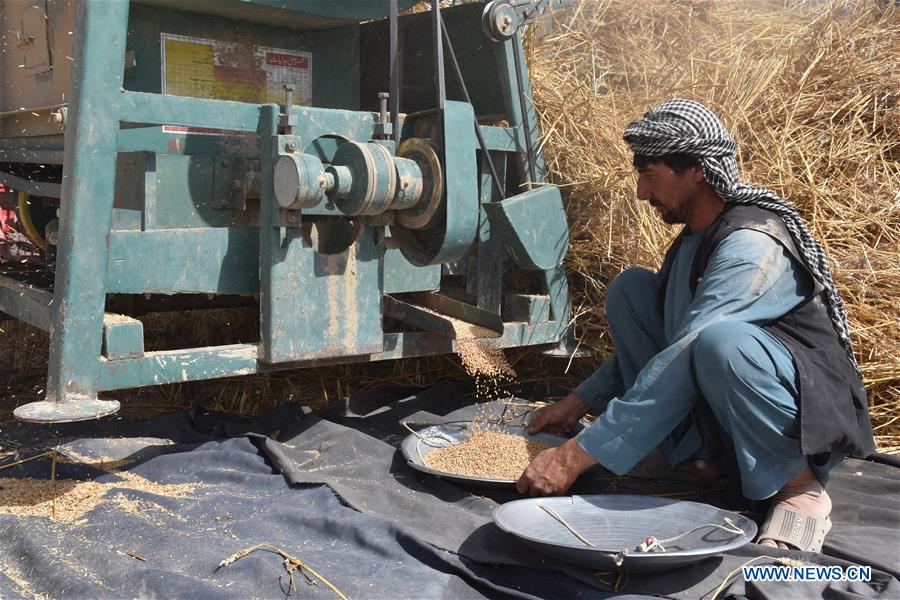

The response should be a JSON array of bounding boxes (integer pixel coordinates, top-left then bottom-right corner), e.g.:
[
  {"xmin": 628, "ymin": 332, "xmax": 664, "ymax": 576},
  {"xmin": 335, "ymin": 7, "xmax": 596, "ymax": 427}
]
[{"xmin": 1, "ymin": 381, "xmax": 897, "ymax": 599}]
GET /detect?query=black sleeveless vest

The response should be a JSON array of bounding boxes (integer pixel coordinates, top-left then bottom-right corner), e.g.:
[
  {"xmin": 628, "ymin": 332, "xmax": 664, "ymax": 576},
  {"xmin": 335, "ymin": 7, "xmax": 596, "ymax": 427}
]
[{"xmin": 656, "ymin": 205, "xmax": 875, "ymax": 458}]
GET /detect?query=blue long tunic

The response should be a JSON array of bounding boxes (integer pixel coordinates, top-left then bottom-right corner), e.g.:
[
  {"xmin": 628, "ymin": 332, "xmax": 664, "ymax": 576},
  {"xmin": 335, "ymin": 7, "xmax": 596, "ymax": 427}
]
[{"xmin": 570, "ymin": 228, "xmax": 827, "ymax": 499}]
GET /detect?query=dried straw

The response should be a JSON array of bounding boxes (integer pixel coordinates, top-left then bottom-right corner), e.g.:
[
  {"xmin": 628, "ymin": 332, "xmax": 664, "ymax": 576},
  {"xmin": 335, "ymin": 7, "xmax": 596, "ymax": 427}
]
[
  {"xmin": 528, "ymin": 0, "xmax": 899, "ymax": 452},
  {"xmin": 217, "ymin": 543, "xmax": 348, "ymax": 600}
]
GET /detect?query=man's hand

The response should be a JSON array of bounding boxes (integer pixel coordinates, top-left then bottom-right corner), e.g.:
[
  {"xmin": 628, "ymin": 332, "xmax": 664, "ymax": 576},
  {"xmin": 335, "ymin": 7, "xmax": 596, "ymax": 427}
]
[
  {"xmin": 516, "ymin": 439, "xmax": 597, "ymax": 496},
  {"xmin": 527, "ymin": 392, "xmax": 591, "ymax": 436}
]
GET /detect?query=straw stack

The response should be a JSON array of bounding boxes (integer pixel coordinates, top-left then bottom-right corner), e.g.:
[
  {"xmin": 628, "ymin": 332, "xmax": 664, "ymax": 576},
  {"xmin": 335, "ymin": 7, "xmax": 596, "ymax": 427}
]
[{"xmin": 527, "ymin": 0, "xmax": 899, "ymax": 451}]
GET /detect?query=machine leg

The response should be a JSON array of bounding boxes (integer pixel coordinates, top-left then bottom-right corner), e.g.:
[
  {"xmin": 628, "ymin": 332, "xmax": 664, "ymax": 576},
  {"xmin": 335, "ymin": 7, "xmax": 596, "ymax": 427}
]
[
  {"xmin": 14, "ymin": 1, "xmax": 130, "ymax": 422},
  {"xmin": 540, "ymin": 266, "xmax": 589, "ymax": 358}
]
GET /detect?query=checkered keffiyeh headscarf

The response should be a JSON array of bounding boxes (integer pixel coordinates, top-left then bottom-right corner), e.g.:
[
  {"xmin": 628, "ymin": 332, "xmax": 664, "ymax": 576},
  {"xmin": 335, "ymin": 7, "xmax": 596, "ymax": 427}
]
[{"xmin": 623, "ymin": 98, "xmax": 860, "ymax": 376}]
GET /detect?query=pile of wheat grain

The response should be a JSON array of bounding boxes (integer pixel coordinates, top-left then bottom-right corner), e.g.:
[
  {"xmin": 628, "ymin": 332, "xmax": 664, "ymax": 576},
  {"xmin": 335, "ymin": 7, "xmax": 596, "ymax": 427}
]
[
  {"xmin": 527, "ymin": 0, "xmax": 899, "ymax": 452},
  {"xmin": 424, "ymin": 429, "xmax": 552, "ymax": 480}
]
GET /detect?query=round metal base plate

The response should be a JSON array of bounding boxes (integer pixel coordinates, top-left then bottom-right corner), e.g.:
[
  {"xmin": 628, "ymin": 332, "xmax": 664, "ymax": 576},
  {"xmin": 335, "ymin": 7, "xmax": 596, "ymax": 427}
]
[{"xmin": 13, "ymin": 398, "xmax": 121, "ymax": 423}]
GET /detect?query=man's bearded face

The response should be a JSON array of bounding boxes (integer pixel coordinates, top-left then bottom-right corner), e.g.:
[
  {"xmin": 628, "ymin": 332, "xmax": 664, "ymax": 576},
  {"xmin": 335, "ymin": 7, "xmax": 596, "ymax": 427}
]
[{"xmin": 636, "ymin": 163, "xmax": 700, "ymax": 225}]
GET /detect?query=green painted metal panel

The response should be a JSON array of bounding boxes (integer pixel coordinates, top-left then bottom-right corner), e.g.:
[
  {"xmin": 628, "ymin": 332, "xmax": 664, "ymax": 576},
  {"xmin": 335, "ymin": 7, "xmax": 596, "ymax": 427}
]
[
  {"xmin": 482, "ymin": 184, "xmax": 569, "ymax": 271},
  {"xmin": 110, "ymin": 152, "xmax": 256, "ymax": 231},
  {"xmin": 132, "ymin": 0, "xmax": 419, "ymax": 31},
  {"xmin": 261, "ymin": 225, "xmax": 385, "ymax": 362},
  {"xmin": 0, "ymin": 274, "xmax": 53, "ymax": 331},
  {"xmin": 125, "ymin": 3, "xmax": 361, "ymax": 111},
  {"xmin": 475, "ymin": 150, "xmax": 507, "ymax": 313},
  {"xmin": 477, "ymin": 126, "xmax": 519, "ymax": 153},
  {"xmin": 0, "ymin": 135, "xmax": 65, "ymax": 164},
  {"xmin": 106, "ymin": 228, "xmax": 259, "ymax": 294},
  {"xmin": 502, "ymin": 294, "xmax": 551, "ymax": 324},
  {"xmin": 111, "ymin": 152, "xmax": 148, "ymax": 231},
  {"xmin": 0, "ymin": 171, "xmax": 61, "ymax": 198},
  {"xmin": 383, "ymin": 247, "xmax": 440, "ymax": 294},
  {"xmin": 358, "ymin": 3, "xmax": 507, "ymax": 119},
  {"xmin": 120, "ymin": 91, "xmax": 263, "ymax": 131},
  {"xmin": 543, "ymin": 265, "xmax": 571, "ymax": 327},
  {"xmin": 244, "ymin": 0, "xmax": 419, "ymax": 21},
  {"xmin": 293, "ymin": 105, "xmax": 381, "ymax": 146},
  {"xmin": 118, "ymin": 126, "xmax": 260, "ymax": 158},
  {"xmin": 259, "ymin": 105, "xmax": 384, "ymax": 363},
  {"xmin": 154, "ymin": 154, "xmax": 218, "ymax": 228},
  {"xmin": 93, "ymin": 318, "xmax": 569, "ymax": 392},
  {"xmin": 95, "ymin": 331, "xmax": 447, "ymax": 391}
]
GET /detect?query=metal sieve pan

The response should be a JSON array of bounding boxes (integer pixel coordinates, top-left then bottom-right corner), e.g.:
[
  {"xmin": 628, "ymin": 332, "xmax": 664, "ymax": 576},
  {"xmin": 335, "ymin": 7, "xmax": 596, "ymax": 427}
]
[{"xmin": 493, "ymin": 494, "xmax": 757, "ymax": 572}]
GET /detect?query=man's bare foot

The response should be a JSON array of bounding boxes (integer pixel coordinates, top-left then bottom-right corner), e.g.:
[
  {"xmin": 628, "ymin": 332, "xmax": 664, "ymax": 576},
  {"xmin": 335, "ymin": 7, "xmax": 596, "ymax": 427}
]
[{"xmin": 759, "ymin": 466, "xmax": 832, "ymax": 550}]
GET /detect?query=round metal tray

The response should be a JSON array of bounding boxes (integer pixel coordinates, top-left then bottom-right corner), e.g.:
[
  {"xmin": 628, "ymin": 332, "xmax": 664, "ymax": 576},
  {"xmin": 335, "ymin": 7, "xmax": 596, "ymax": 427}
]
[
  {"xmin": 493, "ymin": 495, "xmax": 757, "ymax": 572},
  {"xmin": 400, "ymin": 423, "xmax": 566, "ymax": 489}
]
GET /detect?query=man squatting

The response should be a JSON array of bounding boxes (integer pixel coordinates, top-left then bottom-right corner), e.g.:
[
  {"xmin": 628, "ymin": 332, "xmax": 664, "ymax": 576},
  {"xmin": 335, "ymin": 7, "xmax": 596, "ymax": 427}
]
[{"xmin": 518, "ymin": 99, "xmax": 875, "ymax": 552}]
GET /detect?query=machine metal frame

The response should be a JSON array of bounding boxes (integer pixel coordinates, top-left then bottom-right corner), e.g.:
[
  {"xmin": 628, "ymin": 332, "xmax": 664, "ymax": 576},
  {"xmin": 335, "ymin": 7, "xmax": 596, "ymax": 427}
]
[{"xmin": 0, "ymin": 0, "xmax": 573, "ymax": 422}]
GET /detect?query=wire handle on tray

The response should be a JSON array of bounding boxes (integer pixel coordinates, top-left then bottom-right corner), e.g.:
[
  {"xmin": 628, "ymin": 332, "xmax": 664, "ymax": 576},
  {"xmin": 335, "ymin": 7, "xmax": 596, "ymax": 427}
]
[{"xmin": 538, "ymin": 503, "xmax": 746, "ymax": 567}]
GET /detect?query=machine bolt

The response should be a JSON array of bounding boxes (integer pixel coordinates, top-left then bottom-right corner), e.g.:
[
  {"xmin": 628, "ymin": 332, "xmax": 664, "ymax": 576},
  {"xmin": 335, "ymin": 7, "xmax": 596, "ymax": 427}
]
[
  {"xmin": 378, "ymin": 92, "xmax": 390, "ymax": 124},
  {"xmin": 286, "ymin": 211, "xmax": 298, "ymax": 224},
  {"xmin": 283, "ymin": 84, "xmax": 295, "ymax": 111},
  {"xmin": 285, "ymin": 140, "xmax": 298, "ymax": 152},
  {"xmin": 51, "ymin": 106, "xmax": 67, "ymax": 127}
]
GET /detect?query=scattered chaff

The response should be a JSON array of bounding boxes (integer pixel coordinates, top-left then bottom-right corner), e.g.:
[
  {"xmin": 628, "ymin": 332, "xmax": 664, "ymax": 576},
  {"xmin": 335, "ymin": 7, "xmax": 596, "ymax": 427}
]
[
  {"xmin": 0, "ymin": 457, "xmax": 201, "ymax": 524},
  {"xmin": 216, "ymin": 543, "xmax": 348, "ymax": 600}
]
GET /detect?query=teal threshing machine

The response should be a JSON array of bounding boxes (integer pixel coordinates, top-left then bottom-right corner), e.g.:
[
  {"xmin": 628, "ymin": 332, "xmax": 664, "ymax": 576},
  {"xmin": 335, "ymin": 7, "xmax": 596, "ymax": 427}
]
[{"xmin": 0, "ymin": 0, "xmax": 573, "ymax": 422}]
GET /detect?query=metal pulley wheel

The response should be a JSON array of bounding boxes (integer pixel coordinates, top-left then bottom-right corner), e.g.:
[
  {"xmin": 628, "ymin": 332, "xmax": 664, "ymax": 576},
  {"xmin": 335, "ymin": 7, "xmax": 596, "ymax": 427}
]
[
  {"xmin": 389, "ymin": 104, "xmax": 480, "ymax": 267},
  {"xmin": 482, "ymin": 0, "xmax": 519, "ymax": 42},
  {"xmin": 329, "ymin": 141, "xmax": 397, "ymax": 216},
  {"xmin": 394, "ymin": 138, "xmax": 442, "ymax": 230}
]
